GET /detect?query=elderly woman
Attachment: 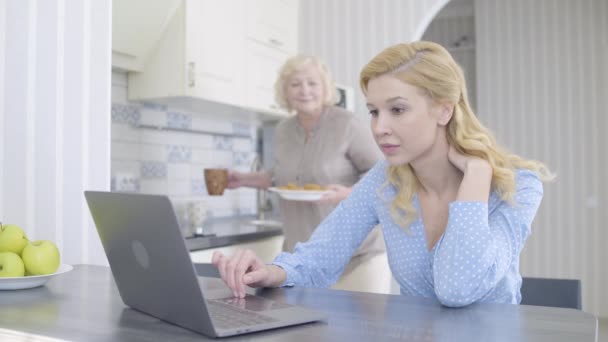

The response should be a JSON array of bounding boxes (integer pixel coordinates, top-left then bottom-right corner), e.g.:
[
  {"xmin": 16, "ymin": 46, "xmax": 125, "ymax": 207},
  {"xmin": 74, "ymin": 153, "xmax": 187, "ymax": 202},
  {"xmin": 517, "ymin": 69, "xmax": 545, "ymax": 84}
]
[
  {"xmin": 226, "ymin": 55, "xmax": 385, "ymax": 289},
  {"xmin": 215, "ymin": 41, "xmax": 554, "ymax": 307}
]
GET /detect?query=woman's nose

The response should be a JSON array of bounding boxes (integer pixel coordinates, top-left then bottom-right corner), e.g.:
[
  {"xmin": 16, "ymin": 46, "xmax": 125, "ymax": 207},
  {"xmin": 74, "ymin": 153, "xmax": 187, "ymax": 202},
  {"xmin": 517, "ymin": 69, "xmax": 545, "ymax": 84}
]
[
  {"xmin": 372, "ymin": 114, "xmax": 392, "ymax": 136},
  {"xmin": 299, "ymin": 83, "xmax": 310, "ymax": 93}
]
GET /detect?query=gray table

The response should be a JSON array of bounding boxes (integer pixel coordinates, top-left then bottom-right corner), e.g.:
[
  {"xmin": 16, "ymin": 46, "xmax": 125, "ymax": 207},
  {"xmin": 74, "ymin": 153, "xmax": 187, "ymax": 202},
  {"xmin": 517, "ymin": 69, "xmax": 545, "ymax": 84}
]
[{"xmin": 0, "ymin": 265, "xmax": 597, "ymax": 341}]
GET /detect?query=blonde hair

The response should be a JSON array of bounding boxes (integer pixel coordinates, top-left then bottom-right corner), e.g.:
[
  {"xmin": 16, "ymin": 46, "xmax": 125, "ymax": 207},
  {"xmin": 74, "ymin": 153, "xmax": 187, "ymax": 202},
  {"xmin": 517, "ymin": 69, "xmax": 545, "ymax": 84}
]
[
  {"xmin": 360, "ymin": 41, "xmax": 554, "ymax": 229},
  {"xmin": 274, "ymin": 55, "xmax": 339, "ymax": 112}
]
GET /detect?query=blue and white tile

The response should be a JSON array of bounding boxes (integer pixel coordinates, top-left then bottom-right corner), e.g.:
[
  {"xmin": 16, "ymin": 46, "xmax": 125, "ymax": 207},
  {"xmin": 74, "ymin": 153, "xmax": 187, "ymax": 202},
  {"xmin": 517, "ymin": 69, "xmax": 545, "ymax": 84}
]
[
  {"xmin": 212, "ymin": 136, "xmax": 233, "ymax": 150},
  {"xmin": 111, "ymin": 173, "xmax": 140, "ymax": 193},
  {"xmin": 190, "ymin": 134, "xmax": 214, "ymax": 149},
  {"xmin": 232, "ymin": 122, "xmax": 253, "ymax": 137},
  {"xmin": 140, "ymin": 144, "xmax": 167, "ymax": 162},
  {"xmin": 111, "ymin": 103, "xmax": 140, "ymax": 125},
  {"xmin": 232, "ymin": 151, "xmax": 255, "ymax": 167},
  {"xmin": 189, "ymin": 165, "xmax": 205, "ymax": 181},
  {"xmin": 167, "ymin": 111, "xmax": 192, "ymax": 129},
  {"xmin": 232, "ymin": 137, "xmax": 255, "ymax": 152},
  {"xmin": 139, "ymin": 129, "xmax": 167, "ymax": 144},
  {"xmin": 112, "ymin": 141, "xmax": 140, "ymax": 160},
  {"xmin": 140, "ymin": 161, "xmax": 167, "ymax": 178},
  {"xmin": 233, "ymin": 165, "xmax": 251, "ymax": 173},
  {"xmin": 168, "ymin": 180, "xmax": 191, "ymax": 197},
  {"xmin": 111, "ymin": 160, "xmax": 141, "ymax": 177},
  {"xmin": 112, "ymin": 123, "xmax": 140, "ymax": 143},
  {"xmin": 167, "ymin": 145, "xmax": 192, "ymax": 163},
  {"xmin": 237, "ymin": 193, "xmax": 256, "ymax": 214},
  {"xmin": 191, "ymin": 179, "xmax": 207, "ymax": 195},
  {"xmin": 191, "ymin": 116, "xmax": 233, "ymax": 135},
  {"xmin": 163, "ymin": 131, "xmax": 191, "ymax": 145},
  {"xmin": 191, "ymin": 150, "xmax": 232, "ymax": 167},
  {"xmin": 139, "ymin": 107, "xmax": 167, "ymax": 127},
  {"xmin": 167, "ymin": 163, "xmax": 191, "ymax": 180},
  {"xmin": 139, "ymin": 179, "xmax": 168, "ymax": 194}
]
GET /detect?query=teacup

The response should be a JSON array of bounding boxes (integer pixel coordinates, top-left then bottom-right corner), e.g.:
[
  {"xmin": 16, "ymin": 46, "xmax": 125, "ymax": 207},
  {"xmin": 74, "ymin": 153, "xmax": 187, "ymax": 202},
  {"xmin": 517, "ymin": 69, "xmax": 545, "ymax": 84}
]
[{"xmin": 204, "ymin": 168, "xmax": 228, "ymax": 196}]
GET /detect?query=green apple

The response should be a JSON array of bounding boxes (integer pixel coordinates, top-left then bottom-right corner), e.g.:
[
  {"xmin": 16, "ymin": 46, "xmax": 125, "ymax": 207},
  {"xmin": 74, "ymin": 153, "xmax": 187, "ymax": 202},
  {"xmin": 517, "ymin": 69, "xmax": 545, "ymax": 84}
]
[
  {"xmin": 0, "ymin": 251, "xmax": 26, "ymax": 277},
  {"xmin": 21, "ymin": 240, "xmax": 60, "ymax": 276},
  {"xmin": 0, "ymin": 223, "xmax": 29, "ymax": 254}
]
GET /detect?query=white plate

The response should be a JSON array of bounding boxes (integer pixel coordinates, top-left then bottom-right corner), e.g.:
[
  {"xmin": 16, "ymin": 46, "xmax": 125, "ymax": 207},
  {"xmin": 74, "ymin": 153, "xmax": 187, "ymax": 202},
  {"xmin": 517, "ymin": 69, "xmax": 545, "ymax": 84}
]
[
  {"xmin": 269, "ymin": 187, "xmax": 330, "ymax": 201},
  {"xmin": 0, "ymin": 264, "xmax": 73, "ymax": 290}
]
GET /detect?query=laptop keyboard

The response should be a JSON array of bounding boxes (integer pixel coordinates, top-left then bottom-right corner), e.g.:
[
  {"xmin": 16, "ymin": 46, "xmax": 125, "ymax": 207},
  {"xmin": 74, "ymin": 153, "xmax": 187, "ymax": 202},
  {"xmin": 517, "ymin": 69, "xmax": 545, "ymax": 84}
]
[{"xmin": 207, "ymin": 299, "xmax": 279, "ymax": 330}]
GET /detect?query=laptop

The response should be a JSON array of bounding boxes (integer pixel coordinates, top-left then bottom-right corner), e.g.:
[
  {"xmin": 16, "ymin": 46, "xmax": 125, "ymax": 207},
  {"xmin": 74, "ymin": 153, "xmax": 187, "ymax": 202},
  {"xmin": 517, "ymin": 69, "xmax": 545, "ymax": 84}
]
[{"xmin": 84, "ymin": 191, "xmax": 326, "ymax": 338}]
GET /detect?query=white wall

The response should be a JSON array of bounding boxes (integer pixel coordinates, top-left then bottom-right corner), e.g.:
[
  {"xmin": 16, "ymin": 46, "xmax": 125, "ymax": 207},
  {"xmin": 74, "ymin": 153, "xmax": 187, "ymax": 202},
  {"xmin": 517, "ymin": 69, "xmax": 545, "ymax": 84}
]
[
  {"xmin": 299, "ymin": 0, "xmax": 449, "ymax": 117},
  {"xmin": 0, "ymin": 0, "xmax": 111, "ymax": 265},
  {"xmin": 475, "ymin": 0, "xmax": 608, "ymax": 317}
]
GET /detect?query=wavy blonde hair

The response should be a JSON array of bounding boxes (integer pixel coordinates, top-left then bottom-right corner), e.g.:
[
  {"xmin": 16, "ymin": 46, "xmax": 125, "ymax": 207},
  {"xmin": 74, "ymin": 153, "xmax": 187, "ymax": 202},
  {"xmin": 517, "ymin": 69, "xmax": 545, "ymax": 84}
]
[
  {"xmin": 360, "ymin": 41, "xmax": 554, "ymax": 229},
  {"xmin": 274, "ymin": 55, "xmax": 339, "ymax": 112}
]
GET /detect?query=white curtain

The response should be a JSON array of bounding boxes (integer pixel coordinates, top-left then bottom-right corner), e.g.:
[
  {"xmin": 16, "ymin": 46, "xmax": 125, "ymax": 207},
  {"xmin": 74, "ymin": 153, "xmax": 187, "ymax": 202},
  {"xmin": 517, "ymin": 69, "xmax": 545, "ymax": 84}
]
[{"xmin": 1, "ymin": 0, "xmax": 111, "ymax": 265}]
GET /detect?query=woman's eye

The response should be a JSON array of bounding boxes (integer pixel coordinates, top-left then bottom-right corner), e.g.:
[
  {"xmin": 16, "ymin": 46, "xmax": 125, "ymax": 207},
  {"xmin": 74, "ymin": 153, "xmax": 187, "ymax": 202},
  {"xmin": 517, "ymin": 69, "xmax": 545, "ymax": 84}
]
[
  {"xmin": 392, "ymin": 107, "xmax": 406, "ymax": 114},
  {"xmin": 368, "ymin": 109, "xmax": 379, "ymax": 117}
]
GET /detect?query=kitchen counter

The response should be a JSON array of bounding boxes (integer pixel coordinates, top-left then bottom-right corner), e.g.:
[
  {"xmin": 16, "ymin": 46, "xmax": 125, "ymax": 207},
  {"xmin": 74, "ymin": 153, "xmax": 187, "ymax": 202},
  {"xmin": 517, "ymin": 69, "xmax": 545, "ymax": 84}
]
[{"xmin": 185, "ymin": 216, "xmax": 283, "ymax": 252}]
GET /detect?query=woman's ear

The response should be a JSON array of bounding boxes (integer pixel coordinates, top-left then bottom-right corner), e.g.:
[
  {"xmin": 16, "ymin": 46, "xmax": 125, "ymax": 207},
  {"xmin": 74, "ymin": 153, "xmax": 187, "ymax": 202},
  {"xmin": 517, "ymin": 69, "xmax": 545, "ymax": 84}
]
[{"xmin": 437, "ymin": 104, "xmax": 454, "ymax": 126}]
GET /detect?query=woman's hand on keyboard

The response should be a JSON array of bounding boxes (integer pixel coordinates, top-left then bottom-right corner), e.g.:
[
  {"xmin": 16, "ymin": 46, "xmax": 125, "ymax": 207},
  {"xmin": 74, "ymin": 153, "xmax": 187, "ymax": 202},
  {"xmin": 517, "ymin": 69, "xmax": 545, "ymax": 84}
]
[{"xmin": 212, "ymin": 249, "xmax": 286, "ymax": 298}]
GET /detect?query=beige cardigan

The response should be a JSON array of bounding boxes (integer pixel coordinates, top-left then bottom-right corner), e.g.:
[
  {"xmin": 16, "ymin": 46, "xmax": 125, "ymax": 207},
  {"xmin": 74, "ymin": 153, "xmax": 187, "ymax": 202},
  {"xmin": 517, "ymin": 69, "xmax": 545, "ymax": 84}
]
[{"xmin": 270, "ymin": 106, "xmax": 386, "ymax": 275}]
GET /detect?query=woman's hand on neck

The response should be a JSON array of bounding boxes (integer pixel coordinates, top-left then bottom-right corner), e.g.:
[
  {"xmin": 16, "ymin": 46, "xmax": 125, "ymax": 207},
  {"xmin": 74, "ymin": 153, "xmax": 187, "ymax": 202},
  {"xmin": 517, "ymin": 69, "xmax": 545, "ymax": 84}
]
[{"xmin": 448, "ymin": 145, "xmax": 492, "ymax": 202}]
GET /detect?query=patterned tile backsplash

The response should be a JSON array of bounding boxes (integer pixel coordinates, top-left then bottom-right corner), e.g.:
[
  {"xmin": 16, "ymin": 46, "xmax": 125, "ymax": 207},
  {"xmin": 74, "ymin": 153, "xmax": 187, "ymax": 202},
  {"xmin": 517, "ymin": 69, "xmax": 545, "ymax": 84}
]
[{"xmin": 111, "ymin": 74, "xmax": 262, "ymax": 231}]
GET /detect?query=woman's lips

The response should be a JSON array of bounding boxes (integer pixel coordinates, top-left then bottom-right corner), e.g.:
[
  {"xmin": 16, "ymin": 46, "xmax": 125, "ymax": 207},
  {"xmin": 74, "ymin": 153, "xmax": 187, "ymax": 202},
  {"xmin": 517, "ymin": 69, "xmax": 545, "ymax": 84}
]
[{"xmin": 380, "ymin": 144, "xmax": 400, "ymax": 155}]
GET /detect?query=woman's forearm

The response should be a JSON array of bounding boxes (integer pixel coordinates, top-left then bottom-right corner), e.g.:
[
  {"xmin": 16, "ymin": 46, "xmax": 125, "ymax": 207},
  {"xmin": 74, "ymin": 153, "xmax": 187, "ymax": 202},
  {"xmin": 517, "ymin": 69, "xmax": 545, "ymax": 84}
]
[{"xmin": 242, "ymin": 172, "xmax": 273, "ymax": 189}]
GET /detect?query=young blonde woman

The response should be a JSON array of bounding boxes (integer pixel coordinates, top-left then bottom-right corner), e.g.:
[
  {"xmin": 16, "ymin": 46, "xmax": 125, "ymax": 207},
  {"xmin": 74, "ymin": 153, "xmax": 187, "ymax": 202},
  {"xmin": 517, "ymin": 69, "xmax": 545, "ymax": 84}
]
[{"xmin": 214, "ymin": 41, "xmax": 553, "ymax": 307}]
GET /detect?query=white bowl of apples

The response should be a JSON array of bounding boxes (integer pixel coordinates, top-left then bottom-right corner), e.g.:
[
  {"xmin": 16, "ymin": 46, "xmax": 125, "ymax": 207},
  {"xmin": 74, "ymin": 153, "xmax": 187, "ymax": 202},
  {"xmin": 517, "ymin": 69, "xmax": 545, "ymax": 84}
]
[{"xmin": 0, "ymin": 223, "xmax": 72, "ymax": 290}]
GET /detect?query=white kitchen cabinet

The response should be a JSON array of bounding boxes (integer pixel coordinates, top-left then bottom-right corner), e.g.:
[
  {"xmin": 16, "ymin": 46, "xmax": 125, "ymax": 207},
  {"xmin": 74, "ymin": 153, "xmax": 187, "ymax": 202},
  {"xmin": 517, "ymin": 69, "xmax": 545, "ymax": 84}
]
[
  {"xmin": 245, "ymin": 0, "xmax": 299, "ymax": 55},
  {"xmin": 189, "ymin": 235, "xmax": 284, "ymax": 264},
  {"xmin": 244, "ymin": 40, "xmax": 290, "ymax": 116},
  {"xmin": 127, "ymin": 0, "xmax": 246, "ymax": 107},
  {"xmin": 112, "ymin": 0, "xmax": 181, "ymax": 72},
  {"xmin": 243, "ymin": 0, "xmax": 299, "ymax": 116},
  {"xmin": 124, "ymin": 0, "xmax": 299, "ymax": 117}
]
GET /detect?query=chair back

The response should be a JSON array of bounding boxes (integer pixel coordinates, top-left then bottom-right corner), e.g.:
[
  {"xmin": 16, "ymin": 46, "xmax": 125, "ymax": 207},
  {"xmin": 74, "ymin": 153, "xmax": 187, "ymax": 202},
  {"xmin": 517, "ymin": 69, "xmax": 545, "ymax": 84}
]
[{"xmin": 520, "ymin": 277, "xmax": 582, "ymax": 310}]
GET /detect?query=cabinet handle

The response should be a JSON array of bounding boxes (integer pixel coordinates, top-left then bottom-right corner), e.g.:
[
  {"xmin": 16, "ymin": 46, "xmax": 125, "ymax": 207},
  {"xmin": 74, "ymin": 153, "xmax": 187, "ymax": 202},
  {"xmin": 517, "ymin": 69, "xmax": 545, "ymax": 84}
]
[
  {"xmin": 188, "ymin": 62, "xmax": 196, "ymax": 87},
  {"xmin": 268, "ymin": 38, "xmax": 283, "ymax": 47}
]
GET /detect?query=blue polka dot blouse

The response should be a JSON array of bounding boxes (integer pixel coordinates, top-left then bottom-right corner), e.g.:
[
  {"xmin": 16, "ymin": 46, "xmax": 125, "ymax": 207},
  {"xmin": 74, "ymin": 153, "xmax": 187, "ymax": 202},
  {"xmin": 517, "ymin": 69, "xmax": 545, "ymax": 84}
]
[{"xmin": 272, "ymin": 160, "xmax": 544, "ymax": 307}]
